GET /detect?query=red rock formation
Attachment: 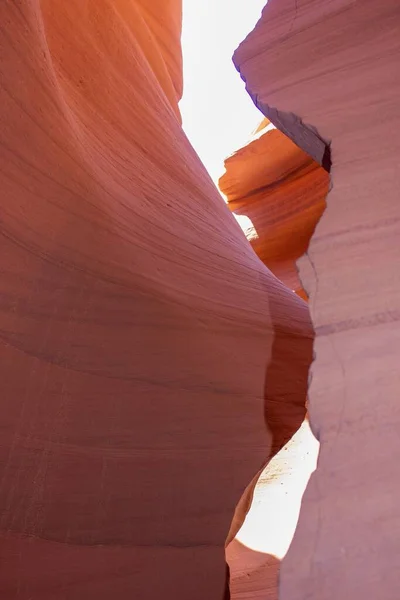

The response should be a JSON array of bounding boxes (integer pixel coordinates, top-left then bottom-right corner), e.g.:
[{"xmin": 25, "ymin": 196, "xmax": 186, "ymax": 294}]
[
  {"xmin": 0, "ymin": 1, "xmax": 313, "ymax": 598},
  {"xmin": 219, "ymin": 120, "xmax": 329, "ymax": 299},
  {"xmin": 235, "ymin": 0, "xmax": 400, "ymax": 598}
]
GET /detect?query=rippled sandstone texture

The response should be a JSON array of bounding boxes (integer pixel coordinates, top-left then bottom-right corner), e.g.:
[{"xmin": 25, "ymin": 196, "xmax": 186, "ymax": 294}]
[
  {"xmin": 235, "ymin": 0, "xmax": 400, "ymax": 598},
  {"xmin": 219, "ymin": 119, "xmax": 329, "ymax": 300},
  {"xmin": 0, "ymin": 1, "xmax": 313, "ymax": 598}
]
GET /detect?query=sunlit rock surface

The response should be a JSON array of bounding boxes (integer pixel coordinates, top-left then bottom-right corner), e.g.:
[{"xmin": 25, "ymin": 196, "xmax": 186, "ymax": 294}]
[
  {"xmin": 235, "ymin": 0, "xmax": 400, "ymax": 598},
  {"xmin": 219, "ymin": 119, "xmax": 329, "ymax": 300},
  {"xmin": 227, "ymin": 418, "xmax": 318, "ymax": 599},
  {"xmin": 0, "ymin": 1, "xmax": 313, "ymax": 598}
]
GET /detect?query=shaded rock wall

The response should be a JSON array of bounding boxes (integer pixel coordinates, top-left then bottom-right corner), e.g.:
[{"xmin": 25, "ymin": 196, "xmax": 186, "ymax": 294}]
[
  {"xmin": 0, "ymin": 1, "xmax": 313, "ymax": 598},
  {"xmin": 235, "ymin": 0, "xmax": 400, "ymax": 598},
  {"xmin": 219, "ymin": 119, "xmax": 329, "ymax": 299}
]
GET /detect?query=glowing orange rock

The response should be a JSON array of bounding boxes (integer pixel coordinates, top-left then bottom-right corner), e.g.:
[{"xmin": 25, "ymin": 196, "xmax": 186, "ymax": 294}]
[{"xmin": 219, "ymin": 119, "xmax": 329, "ymax": 299}]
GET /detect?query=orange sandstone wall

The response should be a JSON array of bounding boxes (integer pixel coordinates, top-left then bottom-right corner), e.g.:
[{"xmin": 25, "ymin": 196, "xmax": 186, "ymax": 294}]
[
  {"xmin": 219, "ymin": 120, "xmax": 329, "ymax": 299},
  {"xmin": 0, "ymin": 1, "xmax": 312, "ymax": 598},
  {"xmin": 235, "ymin": 0, "xmax": 400, "ymax": 598}
]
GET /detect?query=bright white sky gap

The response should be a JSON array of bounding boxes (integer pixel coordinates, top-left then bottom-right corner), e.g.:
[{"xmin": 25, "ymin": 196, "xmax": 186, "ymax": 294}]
[{"xmin": 180, "ymin": 0, "xmax": 267, "ymax": 182}]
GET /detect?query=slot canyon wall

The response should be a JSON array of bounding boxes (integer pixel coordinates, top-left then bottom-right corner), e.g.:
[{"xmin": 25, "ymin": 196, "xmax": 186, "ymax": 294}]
[
  {"xmin": 234, "ymin": 0, "xmax": 400, "ymax": 598},
  {"xmin": 0, "ymin": 1, "xmax": 313, "ymax": 599}
]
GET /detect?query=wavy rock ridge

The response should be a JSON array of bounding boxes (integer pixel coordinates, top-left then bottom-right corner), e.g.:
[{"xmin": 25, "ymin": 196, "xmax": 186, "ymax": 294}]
[
  {"xmin": 0, "ymin": 1, "xmax": 313, "ymax": 598},
  {"xmin": 234, "ymin": 0, "xmax": 400, "ymax": 598}
]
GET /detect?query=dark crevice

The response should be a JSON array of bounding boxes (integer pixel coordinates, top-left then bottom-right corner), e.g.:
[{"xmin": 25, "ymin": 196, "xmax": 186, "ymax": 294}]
[
  {"xmin": 257, "ymin": 103, "xmax": 331, "ymax": 174},
  {"xmin": 322, "ymin": 142, "xmax": 332, "ymax": 172},
  {"xmin": 237, "ymin": 79, "xmax": 332, "ymax": 174}
]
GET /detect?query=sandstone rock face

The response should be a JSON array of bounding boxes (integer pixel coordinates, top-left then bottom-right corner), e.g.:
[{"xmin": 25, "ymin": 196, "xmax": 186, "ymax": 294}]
[
  {"xmin": 0, "ymin": 1, "xmax": 313, "ymax": 598},
  {"xmin": 219, "ymin": 119, "xmax": 329, "ymax": 299},
  {"xmin": 235, "ymin": 0, "xmax": 400, "ymax": 598}
]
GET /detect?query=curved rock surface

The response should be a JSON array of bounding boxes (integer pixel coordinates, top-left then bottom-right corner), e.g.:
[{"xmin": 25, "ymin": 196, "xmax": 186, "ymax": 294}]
[
  {"xmin": 235, "ymin": 0, "xmax": 400, "ymax": 598},
  {"xmin": 0, "ymin": 1, "xmax": 313, "ymax": 598},
  {"xmin": 219, "ymin": 119, "xmax": 329, "ymax": 299}
]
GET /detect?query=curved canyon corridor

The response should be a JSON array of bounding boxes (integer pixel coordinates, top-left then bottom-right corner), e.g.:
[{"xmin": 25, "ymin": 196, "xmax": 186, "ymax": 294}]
[{"xmin": 1, "ymin": 1, "xmax": 400, "ymax": 599}]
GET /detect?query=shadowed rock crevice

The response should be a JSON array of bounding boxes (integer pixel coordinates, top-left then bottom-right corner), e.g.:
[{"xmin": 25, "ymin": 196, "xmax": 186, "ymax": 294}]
[{"xmin": 250, "ymin": 100, "xmax": 331, "ymax": 174}]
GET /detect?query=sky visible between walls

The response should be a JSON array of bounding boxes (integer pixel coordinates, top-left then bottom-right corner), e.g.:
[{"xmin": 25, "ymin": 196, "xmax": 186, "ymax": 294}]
[{"xmin": 180, "ymin": 0, "xmax": 267, "ymax": 183}]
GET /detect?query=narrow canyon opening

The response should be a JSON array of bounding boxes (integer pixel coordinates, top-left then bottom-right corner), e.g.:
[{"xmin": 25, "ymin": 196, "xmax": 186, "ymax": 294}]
[
  {"xmin": 2, "ymin": 0, "xmax": 399, "ymax": 598},
  {"xmin": 221, "ymin": 112, "xmax": 331, "ymax": 599},
  {"xmin": 183, "ymin": 5, "xmax": 331, "ymax": 600},
  {"xmin": 180, "ymin": 11, "xmax": 333, "ymax": 600},
  {"xmin": 180, "ymin": 4, "xmax": 332, "ymax": 598},
  {"xmin": 3, "ymin": 1, "xmax": 399, "ymax": 599}
]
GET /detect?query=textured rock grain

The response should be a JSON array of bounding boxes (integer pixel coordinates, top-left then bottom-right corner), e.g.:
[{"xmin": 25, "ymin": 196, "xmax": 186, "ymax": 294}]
[
  {"xmin": 235, "ymin": 0, "xmax": 400, "ymax": 598},
  {"xmin": 0, "ymin": 1, "xmax": 313, "ymax": 598}
]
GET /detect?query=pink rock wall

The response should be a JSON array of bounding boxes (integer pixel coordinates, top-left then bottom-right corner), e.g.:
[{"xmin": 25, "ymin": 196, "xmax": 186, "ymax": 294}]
[
  {"xmin": 235, "ymin": 0, "xmax": 400, "ymax": 598},
  {"xmin": 0, "ymin": 1, "xmax": 313, "ymax": 598}
]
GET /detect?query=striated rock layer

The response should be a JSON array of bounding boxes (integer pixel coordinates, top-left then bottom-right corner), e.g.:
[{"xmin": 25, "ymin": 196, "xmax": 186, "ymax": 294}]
[
  {"xmin": 0, "ymin": 1, "xmax": 313, "ymax": 598},
  {"xmin": 219, "ymin": 119, "xmax": 329, "ymax": 299},
  {"xmin": 235, "ymin": 0, "xmax": 400, "ymax": 598}
]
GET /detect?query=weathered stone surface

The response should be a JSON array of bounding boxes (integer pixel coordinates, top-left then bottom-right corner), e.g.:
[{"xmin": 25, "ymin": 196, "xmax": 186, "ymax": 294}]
[
  {"xmin": 219, "ymin": 119, "xmax": 329, "ymax": 299},
  {"xmin": 235, "ymin": 0, "xmax": 400, "ymax": 598},
  {"xmin": 0, "ymin": 1, "xmax": 313, "ymax": 598}
]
